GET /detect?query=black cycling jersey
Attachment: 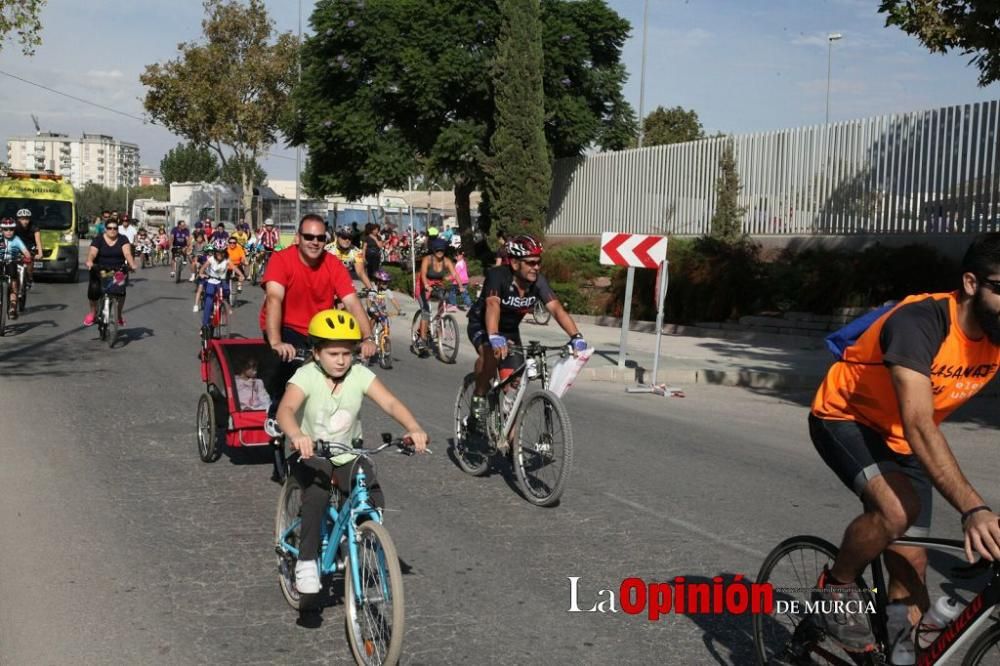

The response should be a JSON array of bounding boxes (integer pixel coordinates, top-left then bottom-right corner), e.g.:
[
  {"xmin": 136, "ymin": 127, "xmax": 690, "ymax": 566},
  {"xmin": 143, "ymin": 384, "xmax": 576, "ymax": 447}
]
[
  {"xmin": 14, "ymin": 221, "xmax": 38, "ymax": 250},
  {"xmin": 468, "ymin": 265, "xmax": 556, "ymax": 334}
]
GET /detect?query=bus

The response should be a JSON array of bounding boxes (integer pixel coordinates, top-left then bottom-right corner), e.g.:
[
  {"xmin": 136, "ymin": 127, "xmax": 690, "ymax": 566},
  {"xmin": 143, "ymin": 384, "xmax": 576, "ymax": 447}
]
[{"xmin": 0, "ymin": 170, "xmax": 78, "ymax": 281}]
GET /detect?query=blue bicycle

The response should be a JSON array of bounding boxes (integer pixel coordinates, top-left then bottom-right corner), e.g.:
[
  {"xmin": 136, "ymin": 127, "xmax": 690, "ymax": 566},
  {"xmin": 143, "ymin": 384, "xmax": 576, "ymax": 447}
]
[{"xmin": 275, "ymin": 434, "xmax": 414, "ymax": 666}]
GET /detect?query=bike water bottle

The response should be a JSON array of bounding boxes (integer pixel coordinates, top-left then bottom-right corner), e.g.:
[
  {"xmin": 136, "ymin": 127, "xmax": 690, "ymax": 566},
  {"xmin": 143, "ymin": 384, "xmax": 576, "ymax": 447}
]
[
  {"xmin": 916, "ymin": 595, "xmax": 963, "ymax": 649},
  {"xmin": 885, "ymin": 601, "xmax": 915, "ymax": 665},
  {"xmin": 525, "ymin": 357, "xmax": 539, "ymax": 380}
]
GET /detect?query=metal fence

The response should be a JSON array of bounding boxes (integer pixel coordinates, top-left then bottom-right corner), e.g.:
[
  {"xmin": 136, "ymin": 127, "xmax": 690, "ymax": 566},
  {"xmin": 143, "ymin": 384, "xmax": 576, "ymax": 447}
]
[{"xmin": 547, "ymin": 99, "xmax": 1000, "ymax": 237}]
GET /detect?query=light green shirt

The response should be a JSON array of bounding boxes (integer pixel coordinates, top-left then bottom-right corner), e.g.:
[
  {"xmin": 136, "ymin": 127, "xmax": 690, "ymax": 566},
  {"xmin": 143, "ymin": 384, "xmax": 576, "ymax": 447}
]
[{"xmin": 288, "ymin": 361, "xmax": 377, "ymax": 465}]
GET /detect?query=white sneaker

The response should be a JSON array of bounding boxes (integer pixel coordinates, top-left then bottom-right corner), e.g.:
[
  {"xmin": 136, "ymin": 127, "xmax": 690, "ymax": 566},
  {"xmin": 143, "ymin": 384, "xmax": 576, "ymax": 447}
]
[
  {"xmin": 295, "ymin": 559, "xmax": 321, "ymax": 594},
  {"xmin": 189, "ymin": 274, "xmax": 196, "ymax": 282},
  {"xmin": 193, "ymin": 304, "xmax": 199, "ymax": 312},
  {"xmin": 170, "ymin": 271, "xmax": 175, "ymax": 278}
]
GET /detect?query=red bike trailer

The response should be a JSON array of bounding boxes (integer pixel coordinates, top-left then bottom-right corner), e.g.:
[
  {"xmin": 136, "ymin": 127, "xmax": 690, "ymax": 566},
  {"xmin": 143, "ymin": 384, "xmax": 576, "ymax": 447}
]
[{"xmin": 196, "ymin": 337, "xmax": 274, "ymax": 463}]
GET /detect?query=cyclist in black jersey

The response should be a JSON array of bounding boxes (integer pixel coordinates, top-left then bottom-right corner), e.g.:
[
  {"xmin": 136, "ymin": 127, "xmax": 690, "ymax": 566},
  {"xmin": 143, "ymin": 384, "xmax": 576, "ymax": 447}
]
[{"xmin": 466, "ymin": 234, "xmax": 588, "ymax": 441}]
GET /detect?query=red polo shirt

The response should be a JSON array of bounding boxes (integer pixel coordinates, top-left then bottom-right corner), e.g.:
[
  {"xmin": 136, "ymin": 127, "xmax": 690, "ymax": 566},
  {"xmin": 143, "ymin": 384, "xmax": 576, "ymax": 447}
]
[{"xmin": 258, "ymin": 246, "xmax": 356, "ymax": 335}]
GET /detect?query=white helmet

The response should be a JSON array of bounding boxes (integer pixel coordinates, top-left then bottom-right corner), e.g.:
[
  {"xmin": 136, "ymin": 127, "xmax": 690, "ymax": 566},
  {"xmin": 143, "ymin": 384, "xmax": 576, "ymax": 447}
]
[
  {"xmin": 264, "ymin": 218, "xmax": 274, "ymax": 226},
  {"xmin": 16, "ymin": 208, "xmax": 31, "ymax": 218}
]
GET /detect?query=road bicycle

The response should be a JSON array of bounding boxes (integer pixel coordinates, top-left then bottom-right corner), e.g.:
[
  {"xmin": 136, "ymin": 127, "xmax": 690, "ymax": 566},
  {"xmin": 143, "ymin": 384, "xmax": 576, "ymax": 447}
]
[
  {"xmin": 245, "ymin": 248, "xmax": 262, "ymax": 285},
  {"xmin": 409, "ymin": 286, "xmax": 459, "ymax": 363},
  {"xmin": 275, "ymin": 434, "xmax": 421, "ymax": 666},
  {"xmin": 752, "ymin": 534, "xmax": 1000, "ymax": 664},
  {"xmin": 453, "ymin": 341, "xmax": 577, "ymax": 507},
  {"xmin": 95, "ymin": 265, "xmax": 128, "ymax": 349},
  {"xmin": 200, "ymin": 280, "xmax": 231, "ymax": 341},
  {"xmin": 0, "ymin": 255, "xmax": 23, "ymax": 336}
]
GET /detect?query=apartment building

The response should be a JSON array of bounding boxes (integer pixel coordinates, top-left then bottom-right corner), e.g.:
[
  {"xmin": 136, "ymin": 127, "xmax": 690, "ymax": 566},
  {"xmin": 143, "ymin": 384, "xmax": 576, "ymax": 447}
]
[{"xmin": 6, "ymin": 132, "xmax": 139, "ymax": 188}]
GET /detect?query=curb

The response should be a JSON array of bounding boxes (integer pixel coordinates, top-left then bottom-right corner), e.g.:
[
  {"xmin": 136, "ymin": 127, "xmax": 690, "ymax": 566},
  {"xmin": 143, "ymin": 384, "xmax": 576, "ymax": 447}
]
[
  {"xmin": 581, "ymin": 364, "xmax": 825, "ymax": 391},
  {"xmin": 573, "ymin": 314, "xmax": 826, "ymax": 350}
]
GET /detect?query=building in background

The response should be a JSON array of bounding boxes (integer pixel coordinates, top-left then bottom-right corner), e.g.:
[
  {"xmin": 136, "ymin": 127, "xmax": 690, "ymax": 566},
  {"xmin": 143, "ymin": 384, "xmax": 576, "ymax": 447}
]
[
  {"xmin": 138, "ymin": 166, "xmax": 163, "ymax": 186},
  {"xmin": 5, "ymin": 132, "xmax": 139, "ymax": 189}
]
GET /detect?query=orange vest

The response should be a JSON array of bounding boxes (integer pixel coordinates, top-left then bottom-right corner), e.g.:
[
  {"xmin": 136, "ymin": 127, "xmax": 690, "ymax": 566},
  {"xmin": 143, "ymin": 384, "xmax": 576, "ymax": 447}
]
[{"xmin": 812, "ymin": 291, "xmax": 1000, "ymax": 454}]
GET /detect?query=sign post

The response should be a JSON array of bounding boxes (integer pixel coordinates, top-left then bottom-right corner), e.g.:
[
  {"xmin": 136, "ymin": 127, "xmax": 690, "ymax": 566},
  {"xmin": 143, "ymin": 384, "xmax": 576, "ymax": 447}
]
[{"xmin": 599, "ymin": 233, "xmax": 679, "ymax": 398}]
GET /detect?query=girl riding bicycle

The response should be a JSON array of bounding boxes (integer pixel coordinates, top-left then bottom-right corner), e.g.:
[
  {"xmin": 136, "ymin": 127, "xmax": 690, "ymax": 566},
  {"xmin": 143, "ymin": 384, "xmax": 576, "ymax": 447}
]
[{"xmin": 275, "ymin": 309, "xmax": 429, "ymax": 594}]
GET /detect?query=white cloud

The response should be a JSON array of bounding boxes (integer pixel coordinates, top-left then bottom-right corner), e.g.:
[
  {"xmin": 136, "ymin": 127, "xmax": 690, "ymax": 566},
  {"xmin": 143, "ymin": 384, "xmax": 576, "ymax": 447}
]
[{"xmin": 85, "ymin": 69, "xmax": 123, "ymax": 79}]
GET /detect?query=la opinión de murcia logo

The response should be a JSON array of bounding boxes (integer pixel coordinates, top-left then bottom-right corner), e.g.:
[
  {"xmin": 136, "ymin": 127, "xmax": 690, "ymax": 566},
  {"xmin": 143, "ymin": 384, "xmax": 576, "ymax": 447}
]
[{"xmin": 568, "ymin": 577, "xmax": 876, "ymax": 619}]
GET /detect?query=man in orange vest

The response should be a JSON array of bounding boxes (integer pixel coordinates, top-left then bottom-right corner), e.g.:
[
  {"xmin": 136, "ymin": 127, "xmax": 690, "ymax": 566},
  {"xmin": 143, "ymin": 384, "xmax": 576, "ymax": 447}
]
[{"xmin": 809, "ymin": 234, "xmax": 1000, "ymax": 651}]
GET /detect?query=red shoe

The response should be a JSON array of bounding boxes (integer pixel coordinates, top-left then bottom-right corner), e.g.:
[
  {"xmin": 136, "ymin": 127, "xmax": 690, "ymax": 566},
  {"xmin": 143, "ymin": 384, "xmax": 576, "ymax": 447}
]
[
  {"xmin": 117, "ymin": 317, "xmax": 125, "ymax": 326},
  {"xmin": 83, "ymin": 312, "xmax": 95, "ymax": 326}
]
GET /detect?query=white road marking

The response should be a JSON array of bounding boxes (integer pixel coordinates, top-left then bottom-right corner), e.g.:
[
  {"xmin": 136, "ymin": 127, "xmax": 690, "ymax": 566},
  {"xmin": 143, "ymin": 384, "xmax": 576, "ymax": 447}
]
[{"xmin": 604, "ymin": 491, "xmax": 766, "ymax": 558}]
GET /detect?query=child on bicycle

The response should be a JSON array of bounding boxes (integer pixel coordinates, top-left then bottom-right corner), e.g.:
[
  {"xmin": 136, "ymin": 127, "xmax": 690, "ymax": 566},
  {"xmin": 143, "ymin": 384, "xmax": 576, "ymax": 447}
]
[
  {"xmin": 197, "ymin": 241, "xmax": 241, "ymax": 329},
  {"xmin": 371, "ymin": 269, "xmax": 403, "ymax": 317},
  {"xmin": 275, "ymin": 309, "xmax": 428, "ymax": 594}
]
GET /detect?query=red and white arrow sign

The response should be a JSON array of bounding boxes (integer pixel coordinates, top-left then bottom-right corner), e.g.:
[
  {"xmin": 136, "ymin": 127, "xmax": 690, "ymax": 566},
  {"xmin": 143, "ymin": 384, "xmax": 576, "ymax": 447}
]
[{"xmin": 599, "ymin": 232, "xmax": 668, "ymax": 269}]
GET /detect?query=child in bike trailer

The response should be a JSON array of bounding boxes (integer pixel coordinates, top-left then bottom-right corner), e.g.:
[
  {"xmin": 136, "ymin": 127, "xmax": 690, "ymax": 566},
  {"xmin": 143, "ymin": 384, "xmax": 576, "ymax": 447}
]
[
  {"xmin": 197, "ymin": 241, "xmax": 241, "ymax": 328},
  {"xmin": 275, "ymin": 309, "xmax": 429, "ymax": 594},
  {"xmin": 465, "ymin": 234, "xmax": 588, "ymax": 444}
]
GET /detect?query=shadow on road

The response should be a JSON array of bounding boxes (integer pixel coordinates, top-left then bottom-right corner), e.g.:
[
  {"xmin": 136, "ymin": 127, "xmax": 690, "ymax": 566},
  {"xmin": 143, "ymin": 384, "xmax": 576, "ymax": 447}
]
[{"xmin": 22, "ymin": 302, "xmax": 68, "ymax": 315}]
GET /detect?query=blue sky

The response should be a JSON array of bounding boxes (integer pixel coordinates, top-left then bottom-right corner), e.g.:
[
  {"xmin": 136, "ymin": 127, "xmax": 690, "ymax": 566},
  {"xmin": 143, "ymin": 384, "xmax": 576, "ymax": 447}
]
[{"xmin": 0, "ymin": 0, "xmax": 997, "ymax": 182}]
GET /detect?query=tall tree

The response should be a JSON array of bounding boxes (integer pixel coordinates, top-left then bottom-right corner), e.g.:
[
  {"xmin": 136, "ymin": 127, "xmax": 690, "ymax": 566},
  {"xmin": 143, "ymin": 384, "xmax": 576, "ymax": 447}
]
[
  {"xmin": 159, "ymin": 142, "xmax": 220, "ymax": 184},
  {"xmin": 710, "ymin": 141, "xmax": 746, "ymax": 243},
  {"xmin": 638, "ymin": 106, "xmax": 704, "ymax": 147},
  {"xmin": 220, "ymin": 154, "xmax": 267, "ymax": 193},
  {"xmin": 287, "ymin": 0, "xmax": 635, "ymax": 250},
  {"xmin": 879, "ymin": 1, "xmax": 1000, "ymax": 86},
  {"xmin": 141, "ymin": 0, "xmax": 296, "ymax": 216},
  {"xmin": 1, "ymin": 0, "xmax": 46, "ymax": 55},
  {"xmin": 484, "ymin": 0, "xmax": 550, "ymax": 239}
]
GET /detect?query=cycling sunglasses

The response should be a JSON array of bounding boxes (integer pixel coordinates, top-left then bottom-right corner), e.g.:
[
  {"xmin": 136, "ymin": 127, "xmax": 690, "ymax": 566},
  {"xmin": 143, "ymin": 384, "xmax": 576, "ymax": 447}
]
[
  {"xmin": 300, "ymin": 232, "xmax": 325, "ymax": 242},
  {"xmin": 105, "ymin": 224, "xmax": 119, "ymax": 230},
  {"xmin": 521, "ymin": 258, "xmax": 542, "ymax": 267}
]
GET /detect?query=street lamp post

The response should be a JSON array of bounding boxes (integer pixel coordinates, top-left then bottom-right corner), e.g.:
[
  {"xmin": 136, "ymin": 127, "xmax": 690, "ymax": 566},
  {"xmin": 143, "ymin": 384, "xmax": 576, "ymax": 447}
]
[
  {"xmin": 825, "ymin": 33, "xmax": 842, "ymax": 125},
  {"xmin": 294, "ymin": 1, "xmax": 302, "ymax": 224}
]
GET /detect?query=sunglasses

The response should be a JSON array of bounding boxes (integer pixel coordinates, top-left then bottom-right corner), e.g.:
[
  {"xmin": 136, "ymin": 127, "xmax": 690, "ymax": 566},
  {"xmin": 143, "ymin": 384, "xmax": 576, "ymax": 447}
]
[
  {"xmin": 979, "ymin": 276, "xmax": 1000, "ymax": 294},
  {"xmin": 106, "ymin": 225, "xmax": 119, "ymax": 230},
  {"xmin": 521, "ymin": 259, "xmax": 542, "ymax": 267},
  {"xmin": 300, "ymin": 233, "xmax": 325, "ymax": 242}
]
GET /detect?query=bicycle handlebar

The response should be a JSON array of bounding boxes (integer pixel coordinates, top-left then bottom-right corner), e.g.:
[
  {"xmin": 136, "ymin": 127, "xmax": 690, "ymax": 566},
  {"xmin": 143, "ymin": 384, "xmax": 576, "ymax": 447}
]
[{"xmin": 312, "ymin": 434, "xmax": 429, "ymax": 457}]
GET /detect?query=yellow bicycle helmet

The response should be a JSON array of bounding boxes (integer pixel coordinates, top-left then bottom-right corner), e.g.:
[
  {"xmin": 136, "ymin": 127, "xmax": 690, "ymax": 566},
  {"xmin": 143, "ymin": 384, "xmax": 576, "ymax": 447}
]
[{"xmin": 308, "ymin": 309, "xmax": 362, "ymax": 343}]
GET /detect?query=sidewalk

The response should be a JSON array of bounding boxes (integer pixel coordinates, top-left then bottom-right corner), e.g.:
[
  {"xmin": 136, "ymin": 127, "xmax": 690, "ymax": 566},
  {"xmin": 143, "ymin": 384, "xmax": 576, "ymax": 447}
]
[{"xmin": 392, "ymin": 290, "xmax": 836, "ymax": 391}]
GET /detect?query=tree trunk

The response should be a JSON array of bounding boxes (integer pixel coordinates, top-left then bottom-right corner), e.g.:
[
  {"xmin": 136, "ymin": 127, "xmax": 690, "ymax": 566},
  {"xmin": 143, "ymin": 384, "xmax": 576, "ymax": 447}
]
[{"xmin": 454, "ymin": 180, "xmax": 486, "ymax": 261}]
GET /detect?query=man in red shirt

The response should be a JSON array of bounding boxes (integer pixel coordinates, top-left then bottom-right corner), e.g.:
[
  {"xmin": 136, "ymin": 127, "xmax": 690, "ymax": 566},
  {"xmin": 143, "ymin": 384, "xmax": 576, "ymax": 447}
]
[{"xmin": 259, "ymin": 214, "xmax": 377, "ymax": 430}]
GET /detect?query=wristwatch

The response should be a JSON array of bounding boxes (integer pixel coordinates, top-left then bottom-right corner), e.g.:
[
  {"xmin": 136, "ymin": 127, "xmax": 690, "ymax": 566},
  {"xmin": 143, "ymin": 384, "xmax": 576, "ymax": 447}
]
[{"xmin": 365, "ymin": 335, "xmax": 377, "ymax": 343}]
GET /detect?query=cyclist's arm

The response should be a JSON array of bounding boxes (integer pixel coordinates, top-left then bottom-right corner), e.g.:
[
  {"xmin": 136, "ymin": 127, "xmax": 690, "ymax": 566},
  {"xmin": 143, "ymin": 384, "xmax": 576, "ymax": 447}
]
[
  {"xmin": 890, "ymin": 364, "xmax": 1000, "ymax": 561},
  {"xmin": 276, "ymin": 383, "xmax": 315, "ymax": 457},
  {"xmin": 85, "ymin": 245, "xmax": 97, "ymax": 269},
  {"xmin": 340, "ymin": 292, "xmax": 374, "ymax": 339},
  {"xmin": 445, "ymin": 258, "xmax": 462, "ymax": 286},
  {"xmin": 485, "ymin": 295, "xmax": 502, "ymax": 335},
  {"xmin": 32, "ymin": 230, "xmax": 42, "ymax": 257},
  {"xmin": 548, "ymin": 299, "xmax": 581, "ymax": 338},
  {"xmin": 355, "ymin": 256, "xmax": 373, "ymax": 290},
  {"xmin": 122, "ymin": 244, "xmax": 137, "ymax": 271},
  {"xmin": 418, "ymin": 256, "xmax": 431, "ymax": 294},
  {"xmin": 263, "ymin": 281, "xmax": 294, "ymax": 356},
  {"xmin": 364, "ymin": 377, "xmax": 428, "ymax": 452}
]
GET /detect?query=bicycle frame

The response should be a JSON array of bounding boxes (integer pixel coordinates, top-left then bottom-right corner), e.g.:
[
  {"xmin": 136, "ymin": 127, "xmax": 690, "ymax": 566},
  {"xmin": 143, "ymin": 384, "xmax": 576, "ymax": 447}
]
[
  {"xmin": 867, "ymin": 536, "xmax": 1000, "ymax": 665},
  {"xmin": 490, "ymin": 343, "xmax": 553, "ymax": 442},
  {"xmin": 277, "ymin": 462, "xmax": 383, "ymax": 602}
]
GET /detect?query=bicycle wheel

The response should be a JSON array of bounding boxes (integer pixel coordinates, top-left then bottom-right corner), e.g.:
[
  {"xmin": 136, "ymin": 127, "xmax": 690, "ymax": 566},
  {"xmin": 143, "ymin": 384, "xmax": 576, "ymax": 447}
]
[
  {"xmin": 434, "ymin": 315, "xmax": 459, "ymax": 364},
  {"xmin": 533, "ymin": 299, "xmax": 550, "ymax": 325},
  {"xmin": 409, "ymin": 311, "xmax": 422, "ymax": 355},
  {"xmin": 752, "ymin": 535, "xmax": 877, "ymax": 666},
  {"xmin": 965, "ymin": 624, "xmax": 1000, "ymax": 665},
  {"xmin": 344, "ymin": 521, "xmax": 405, "ymax": 666},
  {"xmin": 453, "ymin": 373, "xmax": 491, "ymax": 476},
  {"xmin": 196, "ymin": 393, "xmax": 222, "ymax": 462},
  {"xmin": 174, "ymin": 258, "xmax": 182, "ymax": 283},
  {"xmin": 512, "ymin": 390, "xmax": 573, "ymax": 506},
  {"xmin": 0, "ymin": 281, "xmax": 8, "ymax": 336},
  {"xmin": 275, "ymin": 474, "xmax": 305, "ymax": 610},
  {"xmin": 106, "ymin": 297, "xmax": 118, "ymax": 349}
]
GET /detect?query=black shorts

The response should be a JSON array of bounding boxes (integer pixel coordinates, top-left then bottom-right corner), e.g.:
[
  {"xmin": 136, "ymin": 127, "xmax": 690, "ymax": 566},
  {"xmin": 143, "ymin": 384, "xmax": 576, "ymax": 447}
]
[
  {"xmin": 467, "ymin": 318, "xmax": 523, "ymax": 372},
  {"xmin": 808, "ymin": 414, "xmax": 932, "ymax": 537}
]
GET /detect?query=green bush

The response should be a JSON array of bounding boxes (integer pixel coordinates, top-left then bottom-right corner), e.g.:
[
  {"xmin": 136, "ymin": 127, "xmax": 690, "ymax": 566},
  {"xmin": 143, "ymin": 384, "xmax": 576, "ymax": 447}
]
[
  {"xmin": 383, "ymin": 265, "xmax": 414, "ymax": 298},
  {"xmin": 551, "ymin": 281, "xmax": 590, "ymax": 315}
]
